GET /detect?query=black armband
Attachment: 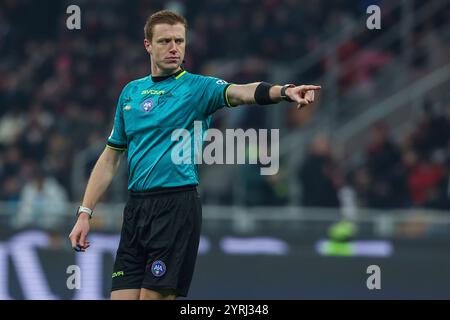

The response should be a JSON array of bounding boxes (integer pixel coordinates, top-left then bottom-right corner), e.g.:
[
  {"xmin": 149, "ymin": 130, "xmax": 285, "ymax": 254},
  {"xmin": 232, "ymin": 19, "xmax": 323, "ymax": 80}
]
[{"xmin": 254, "ymin": 82, "xmax": 275, "ymax": 105}]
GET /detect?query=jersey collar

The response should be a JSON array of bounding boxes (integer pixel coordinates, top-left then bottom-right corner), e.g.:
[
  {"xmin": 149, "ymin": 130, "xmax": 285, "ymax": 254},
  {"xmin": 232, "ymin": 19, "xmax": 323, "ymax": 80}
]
[{"xmin": 151, "ymin": 69, "xmax": 185, "ymax": 83}]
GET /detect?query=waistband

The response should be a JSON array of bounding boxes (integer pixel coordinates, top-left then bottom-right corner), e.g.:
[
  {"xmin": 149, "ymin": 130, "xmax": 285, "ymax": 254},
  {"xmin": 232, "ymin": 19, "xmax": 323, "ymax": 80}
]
[{"xmin": 129, "ymin": 184, "xmax": 197, "ymax": 197}]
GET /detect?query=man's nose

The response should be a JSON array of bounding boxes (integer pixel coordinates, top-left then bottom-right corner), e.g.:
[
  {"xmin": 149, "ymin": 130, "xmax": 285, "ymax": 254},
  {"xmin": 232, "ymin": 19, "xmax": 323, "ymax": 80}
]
[{"xmin": 168, "ymin": 40, "xmax": 177, "ymax": 52}]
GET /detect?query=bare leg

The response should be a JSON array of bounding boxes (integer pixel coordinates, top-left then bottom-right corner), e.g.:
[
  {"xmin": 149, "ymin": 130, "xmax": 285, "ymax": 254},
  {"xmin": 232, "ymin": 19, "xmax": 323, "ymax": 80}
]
[
  {"xmin": 111, "ymin": 289, "xmax": 140, "ymax": 300},
  {"xmin": 140, "ymin": 288, "xmax": 176, "ymax": 300}
]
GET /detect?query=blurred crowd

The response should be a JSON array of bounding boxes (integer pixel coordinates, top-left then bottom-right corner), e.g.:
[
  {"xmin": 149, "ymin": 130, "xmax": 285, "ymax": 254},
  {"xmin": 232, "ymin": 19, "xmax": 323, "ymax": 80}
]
[
  {"xmin": 1, "ymin": 0, "xmax": 450, "ymax": 229},
  {"xmin": 239, "ymin": 98, "xmax": 450, "ymax": 211},
  {"xmin": 299, "ymin": 102, "xmax": 450, "ymax": 210}
]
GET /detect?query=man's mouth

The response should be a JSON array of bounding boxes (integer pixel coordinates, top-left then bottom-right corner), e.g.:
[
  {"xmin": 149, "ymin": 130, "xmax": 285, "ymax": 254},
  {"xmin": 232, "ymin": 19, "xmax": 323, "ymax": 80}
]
[{"xmin": 165, "ymin": 57, "xmax": 179, "ymax": 63}]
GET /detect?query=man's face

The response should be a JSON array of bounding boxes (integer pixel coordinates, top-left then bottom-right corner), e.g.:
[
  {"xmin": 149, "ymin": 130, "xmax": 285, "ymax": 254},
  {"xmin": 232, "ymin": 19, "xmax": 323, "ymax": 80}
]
[{"xmin": 145, "ymin": 23, "xmax": 186, "ymax": 74}]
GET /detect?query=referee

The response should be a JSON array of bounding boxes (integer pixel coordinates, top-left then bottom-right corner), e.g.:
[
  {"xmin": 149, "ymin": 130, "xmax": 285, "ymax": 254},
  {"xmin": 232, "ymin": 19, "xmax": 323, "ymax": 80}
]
[{"xmin": 68, "ymin": 10, "xmax": 320, "ymax": 300}]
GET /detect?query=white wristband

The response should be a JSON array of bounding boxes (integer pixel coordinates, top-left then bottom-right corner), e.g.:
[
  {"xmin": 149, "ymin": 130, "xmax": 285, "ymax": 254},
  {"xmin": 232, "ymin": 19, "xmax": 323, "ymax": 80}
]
[{"xmin": 77, "ymin": 206, "xmax": 93, "ymax": 219}]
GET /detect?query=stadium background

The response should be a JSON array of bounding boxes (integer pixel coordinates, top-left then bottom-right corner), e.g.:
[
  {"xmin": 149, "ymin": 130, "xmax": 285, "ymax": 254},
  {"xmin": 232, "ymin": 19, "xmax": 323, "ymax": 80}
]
[{"xmin": 1, "ymin": 0, "xmax": 450, "ymax": 299}]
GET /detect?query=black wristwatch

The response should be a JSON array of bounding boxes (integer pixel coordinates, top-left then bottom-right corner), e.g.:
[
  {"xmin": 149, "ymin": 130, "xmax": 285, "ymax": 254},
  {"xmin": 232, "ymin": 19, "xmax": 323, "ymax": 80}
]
[{"xmin": 280, "ymin": 84, "xmax": 295, "ymax": 102}]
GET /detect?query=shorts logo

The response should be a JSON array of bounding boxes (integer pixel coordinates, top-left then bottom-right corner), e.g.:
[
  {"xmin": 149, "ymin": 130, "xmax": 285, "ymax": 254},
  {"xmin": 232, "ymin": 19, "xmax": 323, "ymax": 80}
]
[
  {"xmin": 151, "ymin": 260, "xmax": 166, "ymax": 277},
  {"xmin": 216, "ymin": 79, "xmax": 228, "ymax": 85},
  {"xmin": 112, "ymin": 271, "xmax": 124, "ymax": 278},
  {"xmin": 141, "ymin": 98, "xmax": 155, "ymax": 112}
]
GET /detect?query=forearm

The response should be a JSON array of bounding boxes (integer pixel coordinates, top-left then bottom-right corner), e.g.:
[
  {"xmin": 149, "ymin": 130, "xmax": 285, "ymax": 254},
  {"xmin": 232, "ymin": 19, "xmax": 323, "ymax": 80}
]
[
  {"xmin": 227, "ymin": 83, "xmax": 284, "ymax": 106},
  {"xmin": 227, "ymin": 81, "xmax": 321, "ymax": 109},
  {"xmin": 81, "ymin": 147, "xmax": 122, "ymax": 210}
]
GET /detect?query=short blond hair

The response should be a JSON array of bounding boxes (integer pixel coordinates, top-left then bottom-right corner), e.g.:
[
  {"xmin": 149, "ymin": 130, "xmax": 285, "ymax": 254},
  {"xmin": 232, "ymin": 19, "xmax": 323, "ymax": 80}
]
[{"xmin": 144, "ymin": 10, "xmax": 187, "ymax": 41}]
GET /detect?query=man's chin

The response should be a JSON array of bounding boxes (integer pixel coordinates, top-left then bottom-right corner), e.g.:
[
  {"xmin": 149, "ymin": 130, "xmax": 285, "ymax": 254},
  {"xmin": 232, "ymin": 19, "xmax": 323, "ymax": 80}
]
[{"xmin": 164, "ymin": 60, "xmax": 180, "ymax": 67}]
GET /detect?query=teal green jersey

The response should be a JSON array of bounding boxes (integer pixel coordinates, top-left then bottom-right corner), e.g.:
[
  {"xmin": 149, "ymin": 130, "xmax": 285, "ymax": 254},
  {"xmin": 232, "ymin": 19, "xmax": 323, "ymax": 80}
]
[{"xmin": 107, "ymin": 70, "xmax": 232, "ymax": 191}]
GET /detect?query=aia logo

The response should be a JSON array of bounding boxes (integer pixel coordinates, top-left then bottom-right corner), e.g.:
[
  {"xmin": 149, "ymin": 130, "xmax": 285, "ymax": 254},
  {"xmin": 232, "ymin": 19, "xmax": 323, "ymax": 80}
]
[
  {"xmin": 151, "ymin": 260, "xmax": 166, "ymax": 277},
  {"xmin": 141, "ymin": 98, "xmax": 155, "ymax": 112}
]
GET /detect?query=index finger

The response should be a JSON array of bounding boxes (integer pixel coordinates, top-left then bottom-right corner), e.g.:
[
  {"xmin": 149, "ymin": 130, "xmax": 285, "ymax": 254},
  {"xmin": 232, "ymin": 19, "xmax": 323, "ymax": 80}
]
[{"xmin": 302, "ymin": 85, "xmax": 321, "ymax": 91}]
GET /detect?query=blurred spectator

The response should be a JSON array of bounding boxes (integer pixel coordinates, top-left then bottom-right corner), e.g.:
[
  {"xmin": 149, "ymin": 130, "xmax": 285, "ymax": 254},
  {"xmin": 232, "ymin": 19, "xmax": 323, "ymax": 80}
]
[
  {"xmin": 0, "ymin": 108, "xmax": 26, "ymax": 146},
  {"xmin": 407, "ymin": 152, "xmax": 445, "ymax": 206},
  {"xmin": 44, "ymin": 131, "xmax": 73, "ymax": 194},
  {"xmin": 364, "ymin": 123, "xmax": 408, "ymax": 208},
  {"xmin": 14, "ymin": 169, "xmax": 68, "ymax": 231},
  {"xmin": 409, "ymin": 102, "xmax": 450, "ymax": 156},
  {"xmin": 299, "ymin": 136, "xmax": 341, "ymax": 207}
]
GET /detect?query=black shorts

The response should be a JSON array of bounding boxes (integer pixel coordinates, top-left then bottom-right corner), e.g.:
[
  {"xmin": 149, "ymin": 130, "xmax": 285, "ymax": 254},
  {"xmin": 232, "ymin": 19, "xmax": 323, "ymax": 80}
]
[{"xmin": 111, "ymin": 185, "xmax": 202, "ymax": 297}]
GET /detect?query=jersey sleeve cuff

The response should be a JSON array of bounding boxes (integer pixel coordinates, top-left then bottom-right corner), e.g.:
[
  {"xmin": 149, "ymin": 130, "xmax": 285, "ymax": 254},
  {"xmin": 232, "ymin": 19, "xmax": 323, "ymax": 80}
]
[
  {"xmin": 106, "ymin": 141, "xmax": 127, "ymax": 151},
  {"xmin": 224, "ymin": 83, "xmax": 234, "ymax": 108}
]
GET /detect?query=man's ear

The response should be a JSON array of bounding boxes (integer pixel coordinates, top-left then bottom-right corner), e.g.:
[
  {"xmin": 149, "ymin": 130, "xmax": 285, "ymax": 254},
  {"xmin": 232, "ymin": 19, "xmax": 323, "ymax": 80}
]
[{"xmin": 144, "ymin": 38, "xmax": 152, "ymax": 54}]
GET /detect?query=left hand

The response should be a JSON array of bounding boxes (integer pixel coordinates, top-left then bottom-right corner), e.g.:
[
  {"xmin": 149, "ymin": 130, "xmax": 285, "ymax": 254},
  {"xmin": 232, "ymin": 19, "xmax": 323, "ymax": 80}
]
[{"xmin": 286, "ymin": 85, "xmax": 321, "ymax": 109}]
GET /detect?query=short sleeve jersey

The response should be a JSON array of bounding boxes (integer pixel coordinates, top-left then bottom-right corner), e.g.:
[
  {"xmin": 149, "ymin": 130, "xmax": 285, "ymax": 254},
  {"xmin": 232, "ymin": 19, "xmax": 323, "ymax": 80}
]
[{"xmin": 107, "ymin": 70, "xmax": 232, "ymax": 191}]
